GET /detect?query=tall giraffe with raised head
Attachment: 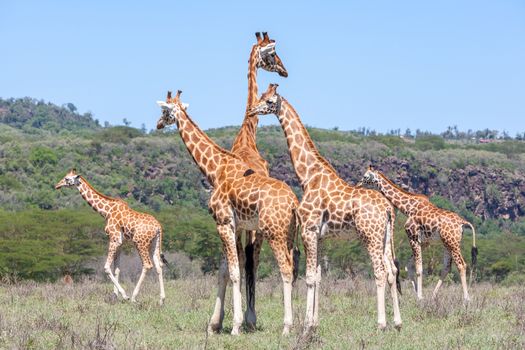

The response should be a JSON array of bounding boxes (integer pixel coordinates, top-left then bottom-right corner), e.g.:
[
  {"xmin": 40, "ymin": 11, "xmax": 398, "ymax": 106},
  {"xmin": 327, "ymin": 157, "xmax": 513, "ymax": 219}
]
[
  {"xmin": 156, "ymin": 91, "xmax": 299, "ymax": 335},
  {"xmin": 249, "ymin": 84, "xmax": 402, "ymax": 332},
  {"xmin": 231, "ymin": 32, "xmax": 289, "ymax": 329},
  {"xmin": 55, "ymin": 169, "xmax": 166, "ymax": 304},
  {"xmin": 358, "ymin": 165, "xmax": 477, "ymax": 301}
]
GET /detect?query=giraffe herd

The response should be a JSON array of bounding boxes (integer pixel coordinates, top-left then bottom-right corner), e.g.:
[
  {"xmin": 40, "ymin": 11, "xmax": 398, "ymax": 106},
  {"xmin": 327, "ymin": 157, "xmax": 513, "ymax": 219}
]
[{"xmin": 55, "ymin": 33, "xmax": 478, "ymax": 336}]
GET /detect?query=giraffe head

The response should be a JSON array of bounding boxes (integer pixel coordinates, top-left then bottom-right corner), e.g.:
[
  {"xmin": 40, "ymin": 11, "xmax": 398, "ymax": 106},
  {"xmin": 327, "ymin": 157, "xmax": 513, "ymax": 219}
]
[
  {"xmin": 248, "ymin": 83, "xmax": 282, "ymax": 117},
  {"xmin": 357, "ymin": 165, "xmax": 381, "ymax": 187},
  {"xmin": 253, "ymin": 32, "xmax": 288, "ymax": 77},
  {"xmin": 55, "ymin": 168, "xmax": 81, "ymax": 189},
  {"xmin": 156, "ymin": 90, "xmax": 189, "ymax": 129}
]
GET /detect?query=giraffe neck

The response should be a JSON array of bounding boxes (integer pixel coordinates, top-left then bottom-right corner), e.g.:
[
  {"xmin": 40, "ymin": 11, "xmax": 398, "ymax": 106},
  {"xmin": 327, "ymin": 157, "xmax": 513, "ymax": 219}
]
[
  {"xmin": 276, "ymin": 99, "xmax": 339, "ymax": 188},
  {"xmin": 76, "ymin": 177, "xmax": 116, "ymax": 218},
  {"xmin": 375, "ymin": 172, "xmax": 418, "ymax": 214},
  {"xmin": 175, "ymin": 110, "xmax": 236, "ymax": 187},
  {"xmin": 231, "ymin": 46, "xmax": 260, "ymax": 154}
]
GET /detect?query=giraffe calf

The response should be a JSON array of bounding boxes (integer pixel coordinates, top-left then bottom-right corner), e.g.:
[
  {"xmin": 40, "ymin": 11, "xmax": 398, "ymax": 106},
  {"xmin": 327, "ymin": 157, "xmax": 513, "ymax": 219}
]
[{"xmin": 55, "ymin": 169, "xmax": 166, "ymax": 305}]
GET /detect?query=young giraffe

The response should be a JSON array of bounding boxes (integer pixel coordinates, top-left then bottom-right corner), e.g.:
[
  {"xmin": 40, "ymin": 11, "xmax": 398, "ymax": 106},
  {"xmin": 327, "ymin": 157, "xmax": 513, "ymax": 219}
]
[
  {"xmin": 156, "ymin": 91, "xmax": 299, "ymax": 335},
  {"xmin": 231, "ymin": 31, "xmax": 290, "ymax": 329},
  {"xmin": 248, "ymin": 84, "xmax": 402, "ymax": 332},
  {"xmin": 358, "ymin": 166, "xmax": 478, "ymax": 301},
  {"xmin": 55, "ymin": 169, "xmax": 166, "ymax": 304}
]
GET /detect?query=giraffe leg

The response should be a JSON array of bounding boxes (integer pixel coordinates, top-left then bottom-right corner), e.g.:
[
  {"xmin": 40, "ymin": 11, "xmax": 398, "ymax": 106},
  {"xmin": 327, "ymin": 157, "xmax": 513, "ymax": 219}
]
[
  {"xmin": 301, "ymin": 227, "xmax": 319, "ymax": 333},
  {"xmin": 215, "ymin": 223, "xmax": 243, "ymax": 335},
  {"xmin": 244, "ymin": 230, "xmax": 262, "ymax": 331},
  {"xmin": 208, "ymin": 255, "xmax": 228, "ymax": 334},
  {"xmin": 313, "ymin": 241, "xmax": 323, "ymax": 328},
  {"xmin": 267, "ymin": 234, "xmax": 294, "ymax": 335},
  {"xmin": 131, "ymin": 240, "xmax": 153, "ymax": 303},
  {"xmin": 104, "ymin": 239, "xmax": 128, "ymax": 300},
  {"xmin": 432, "ymin": 248, "xmax": 452, "ymax": 299},
  {"xmin": 383, "ymin": 237, "xmax": 402, "ymax": 329},
  {"xmin": 449, "ymin": 243, "xmax": 469, "ymax": 302},
  {"xmin": 407, "ymin": 256, "xmax": 417, "ymax": 294},
  {"xmin": 113, "ymin": 248, "xmax": 121, "ymax": 297},
  {"xmin": 152, "ymin": 233, "xmax": 166, "ymax": 305},
  {"xmin": 409, "ymin": 238, "xmax": 424, "ymax": 300},
  {"xmin": 367, "ymin": 242, "xmax": 387, "ymax": 329}
]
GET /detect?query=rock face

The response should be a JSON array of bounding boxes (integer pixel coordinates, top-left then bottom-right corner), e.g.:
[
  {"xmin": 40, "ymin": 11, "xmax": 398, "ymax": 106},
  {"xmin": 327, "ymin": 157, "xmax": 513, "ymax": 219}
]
[{"xmin": 268, "ymin": 154, "xmax": 525, "ymax": 221}]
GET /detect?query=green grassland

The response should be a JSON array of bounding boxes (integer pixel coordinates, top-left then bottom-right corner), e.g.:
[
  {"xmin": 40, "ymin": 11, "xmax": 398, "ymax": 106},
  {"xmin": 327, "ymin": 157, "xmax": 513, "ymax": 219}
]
[{"xmin": 0, "ymin": 276, "xmax": 523, "ymax": 349}]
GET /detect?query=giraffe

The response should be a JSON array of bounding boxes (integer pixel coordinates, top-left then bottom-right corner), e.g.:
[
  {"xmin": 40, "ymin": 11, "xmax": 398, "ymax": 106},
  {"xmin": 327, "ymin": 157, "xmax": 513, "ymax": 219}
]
[
  {"xmin": 248, "ymin": 84, "xmax": 402, "ymax": 332},
  {"xmin": 358, "ymin": 165, "xmax": 478, "ymax": 301},
  {"xmin": 156, "ymin": 90, "xmax": 299, "ymax": 335},
  {"xmin": 55, "ymin": 169, "xmax": 166, "ymax": 305},
  {"xmin": 231, "ymin": 32, "xmax": 289, "ymax": 329}
]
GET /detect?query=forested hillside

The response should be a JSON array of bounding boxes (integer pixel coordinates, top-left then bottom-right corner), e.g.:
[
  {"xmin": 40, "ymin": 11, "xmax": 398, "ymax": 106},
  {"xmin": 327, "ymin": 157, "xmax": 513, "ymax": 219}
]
[{"xmin": 1, "ymin": 97, "xmax": 524, "ymax": 283}]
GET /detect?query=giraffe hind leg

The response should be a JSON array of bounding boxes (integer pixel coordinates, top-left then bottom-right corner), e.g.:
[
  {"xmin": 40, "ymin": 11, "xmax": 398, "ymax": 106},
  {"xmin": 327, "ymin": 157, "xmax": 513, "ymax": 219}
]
[
  {"xmin": 244, "ymin": 230, "xmax": 262, "ymax": 331},
  {"xmin": 152, "ymin": 231, "xmax": 166, "ymax": 305},
  {"xmin": 131, "ymin": 238, "xmax": 154, "ymax": 303},
  {"xmin": 432, "ymin": 248, "xmax": 451, "ymax": 299}
]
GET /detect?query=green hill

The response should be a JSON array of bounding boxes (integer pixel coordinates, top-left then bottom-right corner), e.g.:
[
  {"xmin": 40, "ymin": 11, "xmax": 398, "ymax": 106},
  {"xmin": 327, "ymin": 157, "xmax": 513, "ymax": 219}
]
[{"xmin": 1, "ymin": 97, "xmax": 524, "ymax": 282}]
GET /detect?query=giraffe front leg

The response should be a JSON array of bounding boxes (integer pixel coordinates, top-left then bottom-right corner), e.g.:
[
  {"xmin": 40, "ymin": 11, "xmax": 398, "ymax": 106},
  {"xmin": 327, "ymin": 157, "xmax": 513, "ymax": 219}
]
[
  {"xmin": 113, "ymin": 248, "xmax": 121, "ymax": 297},
  {"xmin": 301, "ymin": 227, "xmax": 319, "ymax": 334},
  {"xmin": 432, "ymin": 248, "xmax": 451, "ymax": 299},
  {"xmin": 409, "ymin": 238, "xmax": 423, "ymax": 300},
  {"xmin": 244, "ymin": 230, "xmax": 262, "ymax": 331},
  {"xmin": 208, "ymin": 255, "xmax": 228, "ymax": 334},
  {"xmin": 104, "ymin": 239, "xmax": 128, "ymax": 300},
  {"xmin": 216, "ymin": 223, "xmax": 243, "ymax": 335}
]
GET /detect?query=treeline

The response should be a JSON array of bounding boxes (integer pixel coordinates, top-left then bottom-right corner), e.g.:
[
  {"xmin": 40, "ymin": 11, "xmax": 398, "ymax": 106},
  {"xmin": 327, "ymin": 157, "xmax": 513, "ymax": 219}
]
[{"xmin": 1, "ymin": 97, "xmax": 525, "ymax": 283}]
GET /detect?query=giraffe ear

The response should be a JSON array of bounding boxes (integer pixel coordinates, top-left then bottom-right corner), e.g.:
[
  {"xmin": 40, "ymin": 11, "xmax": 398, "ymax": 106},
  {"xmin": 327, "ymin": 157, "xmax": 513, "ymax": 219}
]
[
  {"xmin": 157, "ymin": 101, "xmax": 169, "ymax": 108},
  {"xmin": 181, "ymin": 103, "xmax": 189, "ymax": 111}
]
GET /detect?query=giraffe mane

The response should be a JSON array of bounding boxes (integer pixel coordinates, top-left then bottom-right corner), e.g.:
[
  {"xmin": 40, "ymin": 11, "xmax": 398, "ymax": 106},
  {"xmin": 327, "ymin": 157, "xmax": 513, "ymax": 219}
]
[
  {"xmin": 180, "ymin": 109, "xmax": 244, "ymax": 162},
  {"xmin": 376, "ymin": 171, "xmax": 428, "ymax": 200},
  {"xmin": 79, "ymin": 176, "xmax": 123, "ymax": 203},
  {"xmin": 282, "ymin": 97, "xmax": 339, "ymax": 175}
]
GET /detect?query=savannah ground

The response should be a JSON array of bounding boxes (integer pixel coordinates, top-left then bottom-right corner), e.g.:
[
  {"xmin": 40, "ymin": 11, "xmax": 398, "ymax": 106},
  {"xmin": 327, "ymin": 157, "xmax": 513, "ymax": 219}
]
[{"xmin": 0, "ymin": 272, "xmax": 523, "ymax": 349}]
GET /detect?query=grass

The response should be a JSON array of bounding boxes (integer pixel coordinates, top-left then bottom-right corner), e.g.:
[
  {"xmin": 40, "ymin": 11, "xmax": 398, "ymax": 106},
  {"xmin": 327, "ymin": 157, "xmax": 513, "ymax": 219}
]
[{"xmin": 0, "ymin": 274, "xmax": 524, "ymax": 349}]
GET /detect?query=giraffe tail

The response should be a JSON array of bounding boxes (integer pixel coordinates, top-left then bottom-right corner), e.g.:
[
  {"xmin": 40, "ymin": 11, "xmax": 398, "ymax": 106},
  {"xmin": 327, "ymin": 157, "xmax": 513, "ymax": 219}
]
[
  {"xmin": 464, "ymin": 221, "xmax": 477, "ymax": 282},
  {"xmin": 158, "ymin": 228, "xmax": 169, "ymax": 267},
  {"xmin": 291, "ymin": 208, "xmax": 301, "ymax": 284}
]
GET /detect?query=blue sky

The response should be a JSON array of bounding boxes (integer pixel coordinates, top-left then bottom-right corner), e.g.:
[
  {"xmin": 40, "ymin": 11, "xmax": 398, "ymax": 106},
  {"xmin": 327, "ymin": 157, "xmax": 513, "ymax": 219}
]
[{"xmin": 1, "ymin": 1, "xmax": 524, "ymax": 134}]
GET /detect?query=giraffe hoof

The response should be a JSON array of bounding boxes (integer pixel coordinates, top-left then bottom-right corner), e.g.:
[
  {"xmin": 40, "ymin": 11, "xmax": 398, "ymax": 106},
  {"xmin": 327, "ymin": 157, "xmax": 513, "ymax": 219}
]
[
  {"xmin": 395, "ymin": 322, "xmax": 402, "ymax": 331},
  {"xmin": 282, "ymin": 325, "xmax": 292, "ymax": 336},
  {"xmin": 207, "ymin": 323, "xmax": 222, "ymax": 334},
  {"xmin": 231, "ymin": 327, "xmax": 241, "ymax": 336},
  {"xmin": 377, "ymin": 323, "xmax": 387, "ymax": 331}
]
